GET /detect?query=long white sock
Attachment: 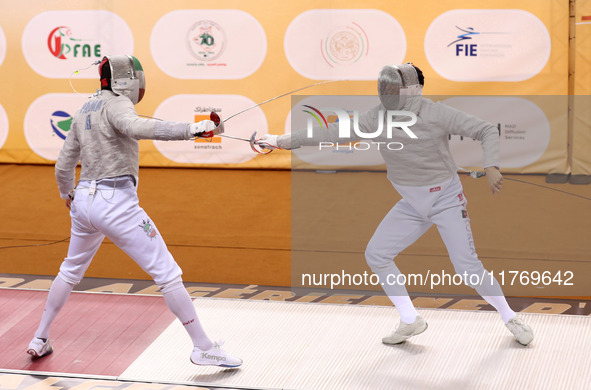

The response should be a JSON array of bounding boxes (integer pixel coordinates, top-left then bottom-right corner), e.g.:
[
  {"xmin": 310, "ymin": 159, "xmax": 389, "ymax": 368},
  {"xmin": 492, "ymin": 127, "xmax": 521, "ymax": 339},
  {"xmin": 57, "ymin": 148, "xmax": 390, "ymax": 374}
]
[
  {"xmin": 160, "ymin": 278, "xmax": 213, "ymax": 350},
  {"xmin": 389, "ymin": 295, "xmax": 419, "ymax": 324},
  {"xmin": 482, "ymin": 295, "xmax": 516, "ymax": 323},
  {"xmin": 373, "ymin": 265, "xmax": 418, "ymax": 324},
  {"xmin": 473, "ymin": 275, "xmax": 516, "ymax": 323},
  {"xmin": 35, "ymin": 274, "xmax": 75, "ymax": 339}
]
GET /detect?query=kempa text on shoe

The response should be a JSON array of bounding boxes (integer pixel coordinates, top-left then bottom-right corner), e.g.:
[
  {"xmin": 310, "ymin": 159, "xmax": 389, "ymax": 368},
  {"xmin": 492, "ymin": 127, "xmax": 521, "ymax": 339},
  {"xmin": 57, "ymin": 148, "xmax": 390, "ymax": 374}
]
[{"xmin": 201, "ymin": 353, "xmax": 226, "ymax": 362}]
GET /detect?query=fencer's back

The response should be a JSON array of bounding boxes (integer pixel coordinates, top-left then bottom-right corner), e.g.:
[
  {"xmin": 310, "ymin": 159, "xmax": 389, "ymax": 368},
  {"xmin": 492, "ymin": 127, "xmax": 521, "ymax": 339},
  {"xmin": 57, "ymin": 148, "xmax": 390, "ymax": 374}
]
[{"xmin": 70, "ymin": 90, "xmax": 141, "ymax": 182}]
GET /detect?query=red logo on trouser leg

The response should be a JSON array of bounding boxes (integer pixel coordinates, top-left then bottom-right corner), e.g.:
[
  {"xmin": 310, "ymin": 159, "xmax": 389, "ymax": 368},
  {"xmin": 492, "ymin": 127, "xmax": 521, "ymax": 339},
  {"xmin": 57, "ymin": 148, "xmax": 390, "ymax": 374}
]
[
  {"xmin": 458, "ymin": 193, "xmax": 464, "ymax": 202},
  {"xmin": 430, "ymin": 186, "xmax": 441, "ymax": 192}
]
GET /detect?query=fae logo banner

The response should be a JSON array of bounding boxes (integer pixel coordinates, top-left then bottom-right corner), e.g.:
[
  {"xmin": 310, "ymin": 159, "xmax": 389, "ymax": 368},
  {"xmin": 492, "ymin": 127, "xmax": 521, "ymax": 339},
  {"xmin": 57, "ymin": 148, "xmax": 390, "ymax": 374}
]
[
  {"xmin": 151, "ymin": 10, "xmax": 266, "ymax": 79},
  {"xmin": 425, "ymin": 9, "xmax": 551, "ymax": 81},
  {"xmin": 23, "ymin": 11, "xmax": 133, "ymax": 79},
  {"xmin": 444, "ymin": 97, "xmax": 551, "ymax": 168},
  {"xmin": 153, "ymin": 95, "xmax": 267, "ymax": 164},
  {"xmin": 0, "ymin": 104, "xmax": 8, "ymax": 150},
  {"xmin": 285, "ymin": 9, "xmax": 406, "ymax": 80},
  {"xmin": 0, "ymin": 25, "xmax": 6, "ymax": 66},
  {"xmin": 24, "ymin": 93, "xmax": 91, "ymax": 161}
]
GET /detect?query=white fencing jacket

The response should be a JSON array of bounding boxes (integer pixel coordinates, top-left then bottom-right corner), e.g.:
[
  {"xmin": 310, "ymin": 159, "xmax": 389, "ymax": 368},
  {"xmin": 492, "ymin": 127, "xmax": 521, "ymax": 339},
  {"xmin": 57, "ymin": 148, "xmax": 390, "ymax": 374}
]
[
  {"xmin": 55, "ymin": 90, "xmax": 191, "ymax": 198},
  {"xmin": 281, "ymin": 97, "xmax": 499, "ymax": 186}
]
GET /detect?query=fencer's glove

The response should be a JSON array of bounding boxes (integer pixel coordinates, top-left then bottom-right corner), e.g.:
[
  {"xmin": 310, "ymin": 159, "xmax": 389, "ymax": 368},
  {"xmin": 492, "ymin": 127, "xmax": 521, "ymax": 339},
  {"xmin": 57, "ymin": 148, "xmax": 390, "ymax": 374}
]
[
  {"xmin": 256, "ymin": 134, "xmax": 279, "ymax": 150},
  {"xmin": 189, "ymin": 120, "xmax": 216, "ymax": 138}
]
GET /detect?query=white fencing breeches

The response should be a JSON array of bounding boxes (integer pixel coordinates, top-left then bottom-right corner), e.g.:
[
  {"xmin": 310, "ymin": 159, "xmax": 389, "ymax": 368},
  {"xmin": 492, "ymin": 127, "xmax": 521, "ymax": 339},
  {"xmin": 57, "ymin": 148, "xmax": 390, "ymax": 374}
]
[
  {"xmin": 365, "ymin": 174, "xmax": 504, "ymax": 298},
  {"xmin": 58, "ymin": 178, "xmax": 182, "ymax": 286}
]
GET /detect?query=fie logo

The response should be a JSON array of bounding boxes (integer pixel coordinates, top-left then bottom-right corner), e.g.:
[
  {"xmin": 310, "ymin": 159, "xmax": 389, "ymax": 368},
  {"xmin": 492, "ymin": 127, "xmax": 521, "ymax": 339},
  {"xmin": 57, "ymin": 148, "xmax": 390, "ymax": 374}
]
[
  {"xmin": 447, "ymin": 26, "xmax": 507, "ymax": 57},
  {"xmin": 447, "ymin": 26, "xmax": 479, "ymax": 56}
]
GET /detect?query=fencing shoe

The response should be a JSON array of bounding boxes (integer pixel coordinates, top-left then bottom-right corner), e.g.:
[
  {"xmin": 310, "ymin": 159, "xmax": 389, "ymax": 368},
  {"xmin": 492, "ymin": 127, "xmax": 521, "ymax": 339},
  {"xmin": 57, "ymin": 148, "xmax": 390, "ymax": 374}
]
[
  {"xmin": 27, "ymin": 337, "xmax": 53, "ymax": 358},
  {"xmin": 505, "ymin": 316, "xmax": 534, "ymax": 345},
  {"xmin": 191, "ymin": 341, "xmax": 242, "ymax": 368},
  {"xmin": 382, "ymin": 315, "xmax": 428, "ymax": 345}
]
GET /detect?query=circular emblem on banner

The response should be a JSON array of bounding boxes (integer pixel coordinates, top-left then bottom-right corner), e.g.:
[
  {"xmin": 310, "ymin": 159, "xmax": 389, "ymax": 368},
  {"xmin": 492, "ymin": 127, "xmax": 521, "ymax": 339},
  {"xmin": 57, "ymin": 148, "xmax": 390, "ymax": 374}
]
[
  {"xmin": 323, "ymin": 24, "xmax": 366, "ymax": 66},
  {"xmin": 151, "ymin": 10, "xmax": 266, "ymax": 79},
  {"xmin": 24, "ymin": 93, "xmax": 90, "ymax": 161},
  {"xmin": 50, "ymin": 110, "xmax": 73, "ymax": 140},
  {"xmin": 285, "ymin": 10, "xmax": 405, "ymax": 80},
  {"xmin": 187, "ymin": 20, "xmax": 226, "ymax": 62}
]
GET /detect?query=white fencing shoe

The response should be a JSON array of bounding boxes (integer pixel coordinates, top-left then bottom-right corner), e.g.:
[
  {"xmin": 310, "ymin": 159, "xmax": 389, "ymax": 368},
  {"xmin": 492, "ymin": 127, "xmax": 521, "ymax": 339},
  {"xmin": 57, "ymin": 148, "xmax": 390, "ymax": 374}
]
[
  {"xmin": 191, "ymin": 341, "xmax": 242, "ymax": 368},
  {"xmin": 505, "ymin": 316, "xmax": 534, "ymax": 345},
  {"xmin": 382, "ymin": 315, "xmax": 428, "ymax": 345},
  {"xmin": 27, "ymin": 337, "xmax": 53, "ymax": 358}
]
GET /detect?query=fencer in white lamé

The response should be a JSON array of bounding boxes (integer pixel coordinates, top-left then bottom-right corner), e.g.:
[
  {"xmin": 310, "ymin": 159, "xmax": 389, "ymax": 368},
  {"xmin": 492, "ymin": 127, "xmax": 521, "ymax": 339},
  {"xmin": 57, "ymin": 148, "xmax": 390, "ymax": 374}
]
[
  {"xmin": 259, "ymin": 63, "xmax": 533, "ymax": 346},
  {"xmin": 28, "ymin": 55, "xmax": 242, "ymax": 366}
]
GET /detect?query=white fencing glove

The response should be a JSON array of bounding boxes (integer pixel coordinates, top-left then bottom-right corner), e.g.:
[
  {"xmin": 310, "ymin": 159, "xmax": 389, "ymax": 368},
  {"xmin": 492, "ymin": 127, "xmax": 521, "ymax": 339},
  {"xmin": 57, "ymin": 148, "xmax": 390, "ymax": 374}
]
[
  {"xmin": 189, "ymin": 120, "xmax": 216, "ymax": 138},
  {"xmin": 256, "ymin": 134, "xmax": 279, "ymax": 150}
]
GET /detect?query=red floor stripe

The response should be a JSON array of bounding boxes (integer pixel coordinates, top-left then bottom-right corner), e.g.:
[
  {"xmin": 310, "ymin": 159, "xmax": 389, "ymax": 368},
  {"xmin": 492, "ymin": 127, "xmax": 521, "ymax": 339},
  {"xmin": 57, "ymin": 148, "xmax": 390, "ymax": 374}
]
[{"xmin": 0, "ymin": 289, "xmax": 175, "ymax": 376}]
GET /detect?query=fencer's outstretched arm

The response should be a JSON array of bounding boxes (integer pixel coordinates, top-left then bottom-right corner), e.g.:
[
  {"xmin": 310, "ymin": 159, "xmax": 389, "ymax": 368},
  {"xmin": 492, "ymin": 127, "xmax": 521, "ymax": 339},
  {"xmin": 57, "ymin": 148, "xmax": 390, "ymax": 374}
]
[
  {"xmin": 269, "ymin": 121, "xmax": 345, "ymax": 150},
  {"xmin": 105, "ymin": 96, "xmax": 197, "ymax": 141},
  {"xmin": 268, "ymin": 106, "xmax": 378, "ymax": 150},
  {"xmin": 55, "ymin": 93, "xmax": 216, "ymax": 200}
]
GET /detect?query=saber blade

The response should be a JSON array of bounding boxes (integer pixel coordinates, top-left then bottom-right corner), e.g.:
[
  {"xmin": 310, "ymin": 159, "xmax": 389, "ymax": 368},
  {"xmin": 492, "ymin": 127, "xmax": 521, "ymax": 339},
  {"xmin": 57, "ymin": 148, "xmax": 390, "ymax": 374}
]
[
  {"xmin": 217, "ymin": 133, "xmax": 251, "ymax": 142},
  {"xmin": 223, "ymin": 79, "xmax": 340, "ymax": 122}
]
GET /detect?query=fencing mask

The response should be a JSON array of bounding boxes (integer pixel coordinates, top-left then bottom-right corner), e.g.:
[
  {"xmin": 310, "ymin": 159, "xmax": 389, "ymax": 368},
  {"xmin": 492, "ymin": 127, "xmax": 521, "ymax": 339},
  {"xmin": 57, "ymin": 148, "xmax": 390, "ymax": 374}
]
[
  {"xmin": 378, "ymin": 63, "xmax": 423, "ymax": 111},
  {"xmin": 99, "ymin": 55, "xmax": 145, "ymax": 105}
]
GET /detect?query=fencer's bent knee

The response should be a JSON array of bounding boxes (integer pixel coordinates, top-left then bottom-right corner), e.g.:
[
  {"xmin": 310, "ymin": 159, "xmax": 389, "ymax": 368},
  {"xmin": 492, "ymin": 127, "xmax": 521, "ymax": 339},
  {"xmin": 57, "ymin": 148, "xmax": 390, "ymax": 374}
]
[
  {"xmin": 56, "ymin": 271, "xmax": 79, "ymax": 286},
  {"xmin": 452, "ymin": 260, "xmax": 485, "ymax": 279},
  {"xmin": 158, "ymin": 275, "xmax": 185, "ymax": 294},
  {"xmin": 369, "ymin": 262, "xmax": 399, "ymax": 276},
  {"xmin": 365, "ymin": 241, "xmax": 396, "ymax": 270},
  {"xmin": 451, "ymin": 260, "xmax": 487, "ymax": 288},
  {"xmin": 58, "ymin": 263, "xmax": 86, "ymax": 285}
]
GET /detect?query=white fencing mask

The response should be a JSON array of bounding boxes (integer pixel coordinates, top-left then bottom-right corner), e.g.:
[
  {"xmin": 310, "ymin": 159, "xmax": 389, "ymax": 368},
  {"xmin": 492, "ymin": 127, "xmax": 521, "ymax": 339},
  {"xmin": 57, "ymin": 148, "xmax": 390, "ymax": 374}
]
[
  {"xmin": 378, "ymin": 63, "xmax": 423, "ymax": 111},
  {"xmin": 99, "ymin": 55, "xmax": 146, "ymax": 105}
]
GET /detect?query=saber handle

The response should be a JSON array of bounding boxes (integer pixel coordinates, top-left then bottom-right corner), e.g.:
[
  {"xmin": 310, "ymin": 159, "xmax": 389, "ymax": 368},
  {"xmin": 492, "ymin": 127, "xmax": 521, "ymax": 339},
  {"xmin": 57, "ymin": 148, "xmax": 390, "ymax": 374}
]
[{"xmin": 198, "ymin": 111, "xmax": 225, "ymax": 138}]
